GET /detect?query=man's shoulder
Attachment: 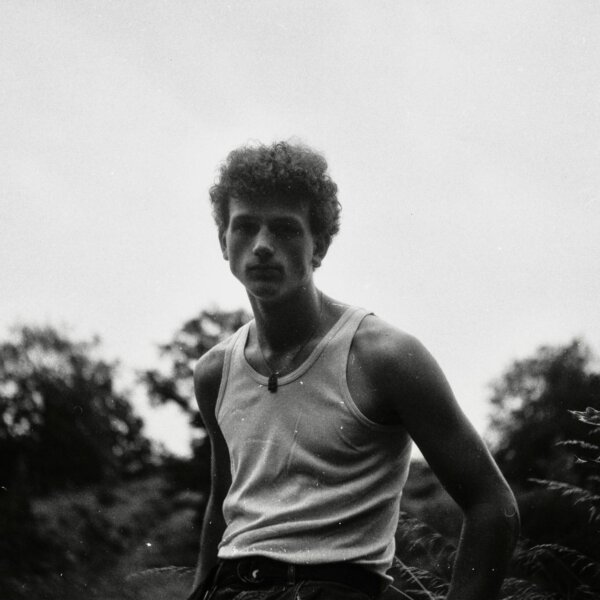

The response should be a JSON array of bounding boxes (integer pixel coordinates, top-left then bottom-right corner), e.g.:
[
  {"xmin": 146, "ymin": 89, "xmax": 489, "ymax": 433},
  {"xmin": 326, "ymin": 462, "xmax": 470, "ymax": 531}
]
[
  {"xmin": 352, "ymin": 313, "xmax": 434, "ymax": 384},
  {"xmin": 194, "ymin": 342, "xmax": 226, "ymax": 382},
  {"xmin": 355, "ymin": 314, "xmax": 423, "ymax": 360},
  {"xmin": 193, "ymin": 329, "xmax": 242, "ymax": 399}
]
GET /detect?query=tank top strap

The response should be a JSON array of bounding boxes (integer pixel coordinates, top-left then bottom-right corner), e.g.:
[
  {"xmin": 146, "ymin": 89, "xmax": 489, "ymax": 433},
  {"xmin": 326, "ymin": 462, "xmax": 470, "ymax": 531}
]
[
  {"xmin": 326, "ymin": 306, "xmax": 372, "ymax": 362},
  {"xmin": 215, "ymin": 321, "xmax": 253, "ymax": 418}
]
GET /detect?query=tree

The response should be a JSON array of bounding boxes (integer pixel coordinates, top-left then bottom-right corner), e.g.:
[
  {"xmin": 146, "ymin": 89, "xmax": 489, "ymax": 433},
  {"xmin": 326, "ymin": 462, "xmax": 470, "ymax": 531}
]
[
  {"xmin": 142, "ymin": 308, "xmax": 250, "ymax": 424},
  {"xmin": 488, "ymin": 339, "xmax": 600, "ymax": 485},
  {"xmin": 0, "ymin": 325, "xmax": 152, "ymax": 495},
  {"xmin": 141, "ymin": 309, "xmax": 250, "ymax": 492}
]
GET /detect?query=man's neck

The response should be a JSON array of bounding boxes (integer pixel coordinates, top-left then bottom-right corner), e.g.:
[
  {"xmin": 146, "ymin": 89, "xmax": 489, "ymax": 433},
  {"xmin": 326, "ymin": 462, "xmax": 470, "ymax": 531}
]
[{"xmin": 249, "ymin": 284, "xmax": 323, "ymax": 353}]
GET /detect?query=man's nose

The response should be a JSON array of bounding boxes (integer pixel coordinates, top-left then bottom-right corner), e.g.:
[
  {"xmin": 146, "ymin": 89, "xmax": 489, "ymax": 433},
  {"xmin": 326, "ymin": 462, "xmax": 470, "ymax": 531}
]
[{"xmin": 253, "ymin": 227, "xmax": 274, "ymax": 258}]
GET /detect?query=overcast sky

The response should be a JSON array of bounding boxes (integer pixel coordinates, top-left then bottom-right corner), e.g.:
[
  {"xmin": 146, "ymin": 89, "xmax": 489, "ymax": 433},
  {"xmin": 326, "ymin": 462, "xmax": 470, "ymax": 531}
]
[{"xmin": 2, "ymin": 1, "xmax": 599, "ymax": 455}]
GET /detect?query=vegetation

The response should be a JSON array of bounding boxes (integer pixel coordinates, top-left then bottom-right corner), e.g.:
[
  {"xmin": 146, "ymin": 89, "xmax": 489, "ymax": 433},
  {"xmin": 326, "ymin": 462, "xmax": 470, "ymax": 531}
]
[
  {"xmin": 140, "ymin": 308, "xmax": 250, "ymax": 493},
  {"xmin": 0, "ymin": 325, "xmax": 153, "ymax": 496},
  {"xmin": 2, "ymin": 315, "xmax": 599, "ymax": 599},
  {"xmin": 141, "ymin": 309, "xmax": 250, "ymax": 419},
  {"xmin": 488, "ymin": 340, "xmax": 600, "ymax": 485},
  {"xmin": 1, "ymin": 476, "xmax": 201, "ymax": 600},
  {"xmin": 0, "ymin": 325, "xmax": 155, "ymax": 596}
]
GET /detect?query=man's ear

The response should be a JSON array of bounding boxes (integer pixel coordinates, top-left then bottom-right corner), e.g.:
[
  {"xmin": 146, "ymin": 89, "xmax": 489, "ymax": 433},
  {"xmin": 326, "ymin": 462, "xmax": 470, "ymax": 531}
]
[
  {"xmin": 219, "ymin": 231, "xmax": 229, "ymax": 260},
  {"xmin": 312, "ymin": 235, "xmax": 329, "ymax": 269}
]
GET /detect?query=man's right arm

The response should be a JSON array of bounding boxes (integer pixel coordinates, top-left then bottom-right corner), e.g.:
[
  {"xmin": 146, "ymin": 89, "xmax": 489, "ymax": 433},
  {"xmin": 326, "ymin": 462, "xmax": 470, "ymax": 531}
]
[{"xmin": 192, "ymin": 345, "xmax": 231, "ymax": 589}]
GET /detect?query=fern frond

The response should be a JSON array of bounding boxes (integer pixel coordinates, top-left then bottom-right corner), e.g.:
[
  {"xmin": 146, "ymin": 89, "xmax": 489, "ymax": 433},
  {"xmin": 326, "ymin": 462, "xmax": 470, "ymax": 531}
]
[
  {"xmin": 383, "ymin": 583, "xmax": 417, "ymax": 600},
  {"xmin": 528, "ymin": 479, "xmax": 600, "ymax": 520},
  {"xmin": 500, "ymin": 576, "xmax": 559, "ymax": 600},
  {"xmin": 557, "ymin": 440, "xmax": 600, "ymax": 453},
  {"xmin": 391, "ymin": 556, "xmax": 448, "ymax": 599},
  {"xmin": 514, "ymin": 542, "xmax": 600, "ymax": 589},
  {"xmin": 396, "ymin": 513, "xmax": 455, "ymax": 554},
  {"xmin": 569, "ymin": 408, "xmax": 600, "ymax": 428}
]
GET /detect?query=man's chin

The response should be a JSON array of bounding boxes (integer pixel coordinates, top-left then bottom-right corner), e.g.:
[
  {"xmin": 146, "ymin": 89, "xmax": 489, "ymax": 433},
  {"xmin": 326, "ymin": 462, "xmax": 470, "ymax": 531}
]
[{"xmin": 245, "ymin": 281, "xmax": 284, "ymax": 301}]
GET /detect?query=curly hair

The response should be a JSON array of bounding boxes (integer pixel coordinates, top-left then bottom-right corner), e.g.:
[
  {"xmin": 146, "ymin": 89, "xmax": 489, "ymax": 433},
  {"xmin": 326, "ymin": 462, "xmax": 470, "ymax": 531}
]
[{"xmin": 209, "ymin": 141, "xmax": 341, "ymax": 247}]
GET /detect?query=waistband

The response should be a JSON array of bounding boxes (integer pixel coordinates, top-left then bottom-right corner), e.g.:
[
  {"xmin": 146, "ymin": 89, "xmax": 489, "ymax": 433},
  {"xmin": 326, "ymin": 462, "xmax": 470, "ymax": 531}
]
[{"xmin": 215, "ymin": 557, "xmax": 386, "ymax": 598}]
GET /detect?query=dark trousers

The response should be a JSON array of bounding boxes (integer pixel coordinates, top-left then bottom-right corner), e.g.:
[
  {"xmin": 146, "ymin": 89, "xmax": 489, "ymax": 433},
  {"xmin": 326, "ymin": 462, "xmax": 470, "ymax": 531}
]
[{"xmin": 191, "ymin": 557, "xmax": 386, "ymax": 600}]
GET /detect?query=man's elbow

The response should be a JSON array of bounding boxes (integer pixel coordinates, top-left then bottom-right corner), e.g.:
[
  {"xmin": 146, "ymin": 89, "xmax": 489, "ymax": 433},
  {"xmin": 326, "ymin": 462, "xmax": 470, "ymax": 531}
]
[
  {"xmin": 502, "ymin": 490, "xmax": 520, "ymax": 543},
  {"xmin": 496, "ymin": 490, "xmax": 521, "ymax": 546},
  {"xmin": 464, "ymin": 487, "xmax": 520, "ymax": 543}
]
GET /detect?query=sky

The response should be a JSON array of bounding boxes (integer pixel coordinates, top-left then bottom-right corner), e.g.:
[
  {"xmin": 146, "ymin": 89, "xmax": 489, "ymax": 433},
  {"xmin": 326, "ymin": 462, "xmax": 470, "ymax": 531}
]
[{"xmin": 2, "ymin": 1, "xmax": 599, "ymax": 455}]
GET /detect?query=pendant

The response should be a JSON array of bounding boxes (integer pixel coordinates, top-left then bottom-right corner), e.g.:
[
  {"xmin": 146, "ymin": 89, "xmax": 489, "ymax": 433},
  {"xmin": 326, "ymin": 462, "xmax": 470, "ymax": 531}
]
[{"xmin": 268, "ymin": 373, "xmax": 278, "ymax": 393}]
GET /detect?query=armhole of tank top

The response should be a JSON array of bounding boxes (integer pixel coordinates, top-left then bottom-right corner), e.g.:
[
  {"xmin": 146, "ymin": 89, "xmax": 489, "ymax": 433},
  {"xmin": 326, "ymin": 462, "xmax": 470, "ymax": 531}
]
[
  {"xmin": 214, "ymin": 324, "xmax": 248, "ymax": 420},
  {"xmin": 339, "ymin": 311, "xmax": 406, "ymax": 433}
]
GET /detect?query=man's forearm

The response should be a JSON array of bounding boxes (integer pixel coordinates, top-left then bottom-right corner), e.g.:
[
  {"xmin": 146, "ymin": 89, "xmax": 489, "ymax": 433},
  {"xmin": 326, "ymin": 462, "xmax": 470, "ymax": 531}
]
[
  {"xmin": 446, "ymin": 500, "xmax": 520, "ymax": 600},
  {"xmin": 193, "ymin": 493, "xmax": 226, "ymax": 589}
]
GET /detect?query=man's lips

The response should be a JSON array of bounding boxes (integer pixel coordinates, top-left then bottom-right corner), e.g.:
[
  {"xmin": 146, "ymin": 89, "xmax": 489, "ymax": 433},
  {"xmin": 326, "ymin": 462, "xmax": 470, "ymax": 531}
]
[{"xmin": 247, "ymin": 264, "xmax": 282, "ymax": 276}]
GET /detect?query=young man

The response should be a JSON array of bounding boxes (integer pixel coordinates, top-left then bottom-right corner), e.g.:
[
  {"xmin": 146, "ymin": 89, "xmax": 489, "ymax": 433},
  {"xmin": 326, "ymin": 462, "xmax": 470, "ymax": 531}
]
[{"xmin": 191, "ymin": 142, "xmax": 519, "ymax": 600}]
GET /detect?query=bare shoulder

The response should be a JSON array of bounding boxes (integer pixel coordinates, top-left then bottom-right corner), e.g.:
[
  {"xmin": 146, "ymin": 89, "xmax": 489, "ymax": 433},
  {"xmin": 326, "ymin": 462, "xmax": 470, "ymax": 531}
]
[
  {"xmin": 345, "ymin": 314, "xmax": 432, "ymax": 426},
  {"xmin": 352, "ymin": 314, "xmax": 433, "ymax": 384},
  {"xmin": 193, "ymin": 339, "xmax": 229, "ymax": 422},
  {"xmin": 354, "ymin": 313, "xmax": 516, "ymax": 516},
  {"xmin": 351, "ymin": 313, "xmax": 457, "ymax": 425}
]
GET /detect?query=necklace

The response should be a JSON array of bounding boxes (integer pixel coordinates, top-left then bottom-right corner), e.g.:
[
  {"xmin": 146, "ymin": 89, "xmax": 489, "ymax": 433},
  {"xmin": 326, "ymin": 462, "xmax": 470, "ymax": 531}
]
[{"xmin": 258, "ymin": 292, "xmax": 324, "ymax": 393}]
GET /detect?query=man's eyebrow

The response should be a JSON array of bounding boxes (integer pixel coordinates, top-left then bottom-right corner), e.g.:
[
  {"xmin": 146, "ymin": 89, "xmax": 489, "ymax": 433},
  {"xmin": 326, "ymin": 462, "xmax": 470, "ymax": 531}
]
[
  {"xmin": 229, "ymin": 214, "xmax": 303, "ymax": 226},
  {"xmin": 270, "ymin": 216, "xmax": 303, "ymax": 225}
]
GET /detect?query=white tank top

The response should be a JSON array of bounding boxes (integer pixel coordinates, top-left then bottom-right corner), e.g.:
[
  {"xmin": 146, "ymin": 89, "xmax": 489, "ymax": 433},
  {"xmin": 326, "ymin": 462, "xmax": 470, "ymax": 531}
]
[{"xmin": 215, "ymin": 306, "xmax": 412, "ymax": 580}]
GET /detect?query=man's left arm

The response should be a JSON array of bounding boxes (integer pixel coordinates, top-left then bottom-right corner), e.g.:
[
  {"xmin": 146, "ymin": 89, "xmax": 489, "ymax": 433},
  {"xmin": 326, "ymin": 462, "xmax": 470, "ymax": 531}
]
[{"xmin": 375, "ymin": 330, "xmax": 520, "ymax": 600}]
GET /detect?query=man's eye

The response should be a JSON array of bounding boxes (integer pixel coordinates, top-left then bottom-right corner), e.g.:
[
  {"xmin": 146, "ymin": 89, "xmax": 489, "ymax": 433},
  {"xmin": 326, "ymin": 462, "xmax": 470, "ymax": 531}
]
[
  {"xmin": 234, "ymin": 223, "xmax": 256, "ymax": 234},
  {"xmin": 274, "ymin": 225, "xmax": 301, "ymax": 239}
]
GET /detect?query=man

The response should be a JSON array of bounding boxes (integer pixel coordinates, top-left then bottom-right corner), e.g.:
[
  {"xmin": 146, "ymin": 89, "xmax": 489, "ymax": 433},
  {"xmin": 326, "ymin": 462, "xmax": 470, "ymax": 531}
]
[{"xmin": 191, "ymin": 141, "xmax": 519, "ymax": 600}]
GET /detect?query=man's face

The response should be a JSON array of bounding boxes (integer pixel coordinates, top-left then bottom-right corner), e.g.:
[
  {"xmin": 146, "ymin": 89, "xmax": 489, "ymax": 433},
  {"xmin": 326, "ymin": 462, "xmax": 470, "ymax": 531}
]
[{"xmin": 220, "ymin": 196, "xmax": 324, "ymax": 302}]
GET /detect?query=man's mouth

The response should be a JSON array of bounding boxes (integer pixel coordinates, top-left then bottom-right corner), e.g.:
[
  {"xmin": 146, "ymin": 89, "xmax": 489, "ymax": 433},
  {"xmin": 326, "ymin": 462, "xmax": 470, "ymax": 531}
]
[
  {"xmin": 248, "ymin": 265, "xmax": 282, "ymax": 276},
  {"xmin": 248, "ymin": 265, "xmax": 281, "ymax": 279}
]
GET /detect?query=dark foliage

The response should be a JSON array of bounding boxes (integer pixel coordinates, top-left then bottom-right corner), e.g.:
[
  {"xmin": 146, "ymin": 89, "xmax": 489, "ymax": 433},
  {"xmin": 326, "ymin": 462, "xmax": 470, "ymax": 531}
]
[
  {"xmin": 140, "ymin": 308, "xmax": 250, "ymax": 524},
  {"xmin": 141, "ymin": 309, "xmax": 250, "ymax": 424},
  {"xmin": 489, "ymin": 339, "xmax": 600, "ymax": 485},
  {"xmin": 1, "ymin": 477, "xmax": 179, "ymax": 600},
  {"xmin": 0, "ymin": 325, "xmax": 153, "ymax": 495},
  {"xmin": 0, "ymin": 325, "xmax": 155, "ymax": 588}
]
